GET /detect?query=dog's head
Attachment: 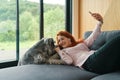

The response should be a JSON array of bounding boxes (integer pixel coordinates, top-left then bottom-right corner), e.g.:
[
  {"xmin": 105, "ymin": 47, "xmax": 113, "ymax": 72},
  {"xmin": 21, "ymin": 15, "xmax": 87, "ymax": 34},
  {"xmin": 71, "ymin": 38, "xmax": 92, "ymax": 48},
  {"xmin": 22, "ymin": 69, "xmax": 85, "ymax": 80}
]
[{"xmin": 33, "ymin": 38, "xmax": 56, "ymax": 56}]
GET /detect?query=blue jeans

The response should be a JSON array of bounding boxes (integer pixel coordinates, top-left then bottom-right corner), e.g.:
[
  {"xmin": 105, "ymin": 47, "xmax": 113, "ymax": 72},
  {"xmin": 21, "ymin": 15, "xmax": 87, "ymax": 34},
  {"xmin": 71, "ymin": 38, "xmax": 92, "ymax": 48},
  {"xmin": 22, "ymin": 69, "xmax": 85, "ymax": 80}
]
[{"xmin": 82, "ymin": 35, "xmax": 120, "ymax": 74}]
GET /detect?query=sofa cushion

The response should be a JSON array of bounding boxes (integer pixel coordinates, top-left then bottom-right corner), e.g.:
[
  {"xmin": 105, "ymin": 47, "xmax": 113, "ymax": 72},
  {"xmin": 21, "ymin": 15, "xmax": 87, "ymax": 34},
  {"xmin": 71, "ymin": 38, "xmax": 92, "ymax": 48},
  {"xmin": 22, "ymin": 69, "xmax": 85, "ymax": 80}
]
[
  {"xmin": 84, "ymin": 30, "xmax": 120, "ymax": 50},
  {"xmin": 91, "ymin": 72, "xmax": 120, "ymax": 80},
  {"xmin": 0, "ymin": 64, "xmax": 98, "ymax": 80}
]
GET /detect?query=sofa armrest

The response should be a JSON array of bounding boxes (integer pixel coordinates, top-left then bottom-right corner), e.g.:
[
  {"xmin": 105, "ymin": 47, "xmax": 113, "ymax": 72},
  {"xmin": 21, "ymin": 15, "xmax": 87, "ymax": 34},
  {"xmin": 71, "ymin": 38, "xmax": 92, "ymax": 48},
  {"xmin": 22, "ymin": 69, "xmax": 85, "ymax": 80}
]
[{"xmin": 0, "ymin": 64, "xmax": 98, "ymax": 80}]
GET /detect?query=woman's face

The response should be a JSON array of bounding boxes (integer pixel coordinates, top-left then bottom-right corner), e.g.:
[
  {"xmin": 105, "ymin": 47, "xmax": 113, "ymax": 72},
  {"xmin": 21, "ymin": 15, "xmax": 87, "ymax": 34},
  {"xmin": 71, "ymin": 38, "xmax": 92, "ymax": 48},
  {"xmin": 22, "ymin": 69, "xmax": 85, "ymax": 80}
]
[{"xmin": 57, "ymin": 35, "xmax": 72, "ymax": 48}]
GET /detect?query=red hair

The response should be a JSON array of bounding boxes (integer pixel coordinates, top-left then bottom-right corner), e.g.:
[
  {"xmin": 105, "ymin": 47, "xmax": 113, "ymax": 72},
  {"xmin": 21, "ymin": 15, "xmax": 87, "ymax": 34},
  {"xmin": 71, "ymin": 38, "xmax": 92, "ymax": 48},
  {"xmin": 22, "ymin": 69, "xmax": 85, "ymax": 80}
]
[{"xmin": 56, "ymin": 31, "xmax": 84, "ymax": 48}]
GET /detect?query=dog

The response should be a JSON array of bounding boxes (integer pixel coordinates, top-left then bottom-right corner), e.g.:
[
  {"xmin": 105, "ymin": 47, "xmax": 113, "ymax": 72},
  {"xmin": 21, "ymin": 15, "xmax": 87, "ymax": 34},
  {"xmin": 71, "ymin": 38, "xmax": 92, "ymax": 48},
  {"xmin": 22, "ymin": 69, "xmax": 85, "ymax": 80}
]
[{"xmin": 18, "ymin": 38, "xmax": 66, "ymax": 66}]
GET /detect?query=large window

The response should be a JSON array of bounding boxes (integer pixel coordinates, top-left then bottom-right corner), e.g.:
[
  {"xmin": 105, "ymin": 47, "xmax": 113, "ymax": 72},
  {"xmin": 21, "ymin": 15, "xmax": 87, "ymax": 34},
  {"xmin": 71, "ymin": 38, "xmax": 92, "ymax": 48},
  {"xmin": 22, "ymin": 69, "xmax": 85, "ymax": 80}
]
[{"xmin": 0, "ymin": 0, "xmax": 72, "ymax": 67}]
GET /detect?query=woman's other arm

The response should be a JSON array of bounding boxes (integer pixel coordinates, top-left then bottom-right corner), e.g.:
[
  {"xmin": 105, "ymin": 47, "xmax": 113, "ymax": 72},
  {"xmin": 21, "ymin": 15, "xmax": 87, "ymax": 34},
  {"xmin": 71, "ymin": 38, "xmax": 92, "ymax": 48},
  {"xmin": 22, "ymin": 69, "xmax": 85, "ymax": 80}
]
[{"xmin": 84, "ymin": 12, "xmax": 103, "ymax": 47}]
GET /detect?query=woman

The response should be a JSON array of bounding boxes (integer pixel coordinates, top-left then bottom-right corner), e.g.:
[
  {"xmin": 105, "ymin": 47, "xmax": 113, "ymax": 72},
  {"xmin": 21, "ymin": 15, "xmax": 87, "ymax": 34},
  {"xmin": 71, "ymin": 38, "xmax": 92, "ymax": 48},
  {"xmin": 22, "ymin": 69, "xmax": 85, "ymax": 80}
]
[{"xmin": 55, "ymin": 12, "xmax": 120, "ymax": 74}]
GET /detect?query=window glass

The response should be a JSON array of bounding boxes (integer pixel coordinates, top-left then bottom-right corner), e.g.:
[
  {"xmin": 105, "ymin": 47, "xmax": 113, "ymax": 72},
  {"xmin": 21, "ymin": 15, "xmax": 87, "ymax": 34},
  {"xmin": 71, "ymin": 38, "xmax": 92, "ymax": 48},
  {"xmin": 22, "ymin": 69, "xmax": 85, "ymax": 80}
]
[
  {"xmin": 43, "ymin": 0, "xmax": 65, "ymax": 39},
  {"xmin": 19, "ymin": 0, "xmax": 40, "ymax": 58},
  {"xmin": 0, "ymin": 0, "xmax": 16, "ymax": 62}
]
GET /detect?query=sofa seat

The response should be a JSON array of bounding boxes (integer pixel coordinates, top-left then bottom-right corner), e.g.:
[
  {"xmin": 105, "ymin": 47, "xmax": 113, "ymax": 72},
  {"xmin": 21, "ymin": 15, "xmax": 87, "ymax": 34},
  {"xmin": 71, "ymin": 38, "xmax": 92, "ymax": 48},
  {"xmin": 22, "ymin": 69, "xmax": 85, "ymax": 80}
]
[
  {"xmin": 0, "ymin": 64, "xmax": 98, "ymax": 80},
  {"xmin": 91, "ymin": 72, "xmax": 120, "ymax": 80}
]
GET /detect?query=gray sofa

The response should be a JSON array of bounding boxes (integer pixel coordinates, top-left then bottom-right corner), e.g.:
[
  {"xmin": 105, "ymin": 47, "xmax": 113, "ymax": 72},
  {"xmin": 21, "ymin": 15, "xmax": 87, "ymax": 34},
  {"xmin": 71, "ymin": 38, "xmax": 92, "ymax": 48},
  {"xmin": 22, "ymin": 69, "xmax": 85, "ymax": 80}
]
[{"xmin": 0, "ymin": 30, "xmax": 120, "ymax": 80}]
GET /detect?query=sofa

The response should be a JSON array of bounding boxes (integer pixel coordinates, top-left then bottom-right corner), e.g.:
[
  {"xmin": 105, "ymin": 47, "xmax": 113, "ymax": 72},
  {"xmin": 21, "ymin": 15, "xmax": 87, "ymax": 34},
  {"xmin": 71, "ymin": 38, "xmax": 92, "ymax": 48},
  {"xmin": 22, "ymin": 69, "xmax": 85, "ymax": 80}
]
[{"xmin": 0, "ymin": 30, "xmax": 120, "ymax": 80}]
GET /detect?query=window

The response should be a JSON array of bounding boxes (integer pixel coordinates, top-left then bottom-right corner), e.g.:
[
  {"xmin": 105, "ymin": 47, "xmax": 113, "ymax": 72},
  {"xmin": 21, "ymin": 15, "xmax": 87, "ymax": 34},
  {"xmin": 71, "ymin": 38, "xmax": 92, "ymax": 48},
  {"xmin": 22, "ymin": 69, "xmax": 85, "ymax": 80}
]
[{"xmin": 0, "ymin": 0, "xmax": 72, "ymax": 67}]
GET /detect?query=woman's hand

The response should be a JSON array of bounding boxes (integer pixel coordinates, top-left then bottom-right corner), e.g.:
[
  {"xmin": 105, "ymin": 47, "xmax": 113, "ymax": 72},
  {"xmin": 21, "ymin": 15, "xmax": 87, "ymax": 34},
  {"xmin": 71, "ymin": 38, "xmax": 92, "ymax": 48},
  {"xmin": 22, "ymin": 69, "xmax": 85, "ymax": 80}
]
[
  {"xmin": 55, "ymin": 46, "xmax": 61, "ymax": 53},
  {"xmin": 89, "ymin": 11, "xmax": 103, "ymax": 23}
]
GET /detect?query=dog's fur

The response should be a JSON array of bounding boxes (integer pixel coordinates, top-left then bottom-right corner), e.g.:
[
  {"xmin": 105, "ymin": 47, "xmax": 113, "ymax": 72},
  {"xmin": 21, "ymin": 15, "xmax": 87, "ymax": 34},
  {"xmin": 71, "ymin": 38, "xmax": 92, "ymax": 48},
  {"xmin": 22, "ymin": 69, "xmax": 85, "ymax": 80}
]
[{"xmin": 18, "ymin": 38, "xmax": 66, "ymax": 66}]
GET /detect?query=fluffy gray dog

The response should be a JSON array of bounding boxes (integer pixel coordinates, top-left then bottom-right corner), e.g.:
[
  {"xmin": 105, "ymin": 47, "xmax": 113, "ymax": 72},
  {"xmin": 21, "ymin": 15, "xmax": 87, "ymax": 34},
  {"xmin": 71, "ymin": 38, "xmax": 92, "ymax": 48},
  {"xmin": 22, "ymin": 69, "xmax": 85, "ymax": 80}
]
[{"xmin": 18, "ymin": 38, "xmax": 66, "ymax": 66}]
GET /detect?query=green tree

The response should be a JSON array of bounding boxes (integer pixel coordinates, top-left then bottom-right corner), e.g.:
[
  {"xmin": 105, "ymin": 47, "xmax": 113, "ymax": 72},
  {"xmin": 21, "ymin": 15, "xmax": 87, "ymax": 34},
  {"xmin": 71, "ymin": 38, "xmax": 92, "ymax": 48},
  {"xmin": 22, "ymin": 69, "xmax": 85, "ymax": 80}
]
[{"xmin": 20, "ymin": 11, "xmax": 39, "ymax": 41}]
